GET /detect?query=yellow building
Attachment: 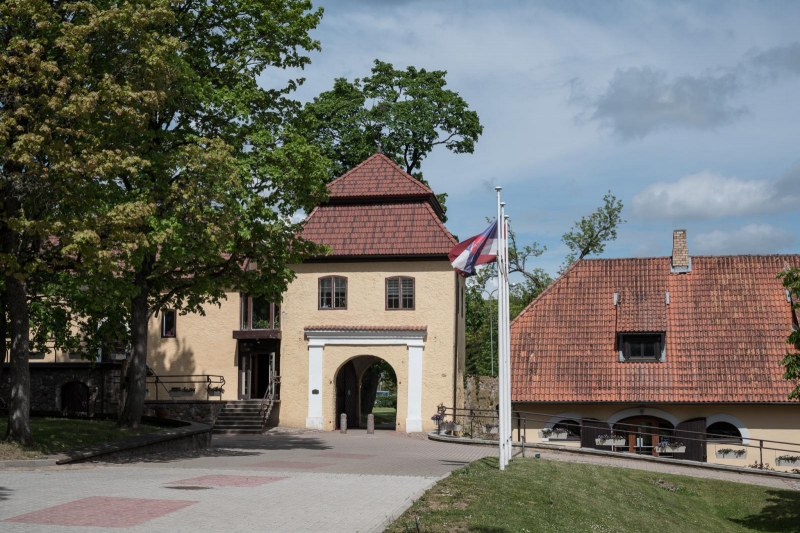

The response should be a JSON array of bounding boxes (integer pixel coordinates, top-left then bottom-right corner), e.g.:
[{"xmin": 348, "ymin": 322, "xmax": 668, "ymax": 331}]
[
  {"xmin": 146, "ymin": 154, "xmax": 466, "ymax": 433},
  {"xmin": 510, "ymin": 230, "xmax": 800, "ymax": 471}
]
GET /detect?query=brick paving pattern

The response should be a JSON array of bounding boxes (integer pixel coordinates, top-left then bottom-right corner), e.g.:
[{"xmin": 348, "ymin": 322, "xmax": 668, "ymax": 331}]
[
  {"xmin": 166, "ymin": 475, "xmax": 286, "ymax": 487},
  {"xmin": 4, "ymin": 496, "xmax": 196, "ymax": 528}
]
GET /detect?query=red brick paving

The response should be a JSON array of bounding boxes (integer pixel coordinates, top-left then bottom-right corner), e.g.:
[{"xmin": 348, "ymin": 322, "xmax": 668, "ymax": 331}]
[
  {"xmin": 253, "ymin": 460, "xmax": 333, "ymax": 469},
  {"xmin": 4, "ymin": 496, "xmax": 196, "ymax": 527},
  {"xmin": 314, "ymin": 452, "xmax": 377, "ymax": 459},
  {"xmin": 166, "ymin": 475, "xmax": 286, "ymax": 487}
]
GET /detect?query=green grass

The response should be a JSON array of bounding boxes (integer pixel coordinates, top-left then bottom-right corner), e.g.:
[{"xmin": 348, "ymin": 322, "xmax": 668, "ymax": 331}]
[
  {"xmin": 0, "ymin": 417, "xmax": 160, "ymax": 460},
  {"xmin": 360, "ymin": 407, "xmax": 397, "ymax": 427},
  {"xmin": 386, "ymin": 457, "xmax": 800, "ymax": 533}
]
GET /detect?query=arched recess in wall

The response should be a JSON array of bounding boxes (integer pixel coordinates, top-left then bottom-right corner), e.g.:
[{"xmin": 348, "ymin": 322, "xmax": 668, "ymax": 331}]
[
  {"xmin": 706, "ymin": 413, "xmax": 750, "ymax": 445},
  {"xmin": 543, "ymin": 412, "xmax": 584, "ymax": 429},
  {"xmin": 333, "ymin": 355, "xmax": 399, "ymax": 430},
  {"xmin": 607, "ymin": 407, "xmax": 680, "ymax": 428}
]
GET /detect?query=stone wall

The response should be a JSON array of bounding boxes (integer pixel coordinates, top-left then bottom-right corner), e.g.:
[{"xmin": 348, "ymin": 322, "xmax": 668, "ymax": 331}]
[
  {"xmin": 143, "ymin": 400, "xmax": 225, "ymax": 425},
  {"xmin": 464, "ymin": 375, "xmax": 498, "ymax": 411},
  {"xmin": 1, "ymin": 362, "xmax": 120, "ymax": 415}
]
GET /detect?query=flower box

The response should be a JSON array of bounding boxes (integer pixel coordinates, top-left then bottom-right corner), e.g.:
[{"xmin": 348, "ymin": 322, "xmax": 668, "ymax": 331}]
[
  {"xmin": 657, "ymin": 445, "xmax": 686, "ymax": 454},
  {"xmin": 595, "ymin": 438, "xmax": 626, "ymax": 446},
  {"xmin": 715, "ymin": 449, "xmax": 747, "ymax": 459},
  {"xmin": 775, "ymin": 455, "xmax": 800, "ymax": 466},
  {"xmin": 539, "ymin": 429, "xmax": 568, "ymax": 440},
  {"xmin": 208, "ymin": 388, "xmax": 223, "ymax": 396}
]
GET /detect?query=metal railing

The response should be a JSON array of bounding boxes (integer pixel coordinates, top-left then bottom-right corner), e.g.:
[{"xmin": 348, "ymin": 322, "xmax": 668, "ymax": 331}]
[
  {"xmin": 434, "ymin": 406, "xmax": 800, "ymax": 470},
  {"xmin": 259, "ymin": 352, "xmax": 279, "ymax": 427},
  {"xmin": 146, "ymin": 374, "xmax": 226, "ymax": 401}
]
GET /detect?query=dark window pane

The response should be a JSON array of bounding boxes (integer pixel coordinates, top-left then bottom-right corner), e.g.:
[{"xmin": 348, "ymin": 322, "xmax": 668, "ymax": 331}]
[
  {"xmin": 241, "ymin": 294, "xmax": 250, "ymax": 330},
  {"xmin": 252, "ymin": 297, "xmax": 271, "ymax": 329},
  {"xmin": 273, "ymin": 304, "xmax": 280, "ymax": 329},
  {"xmin": 387, "ymin": 278, "xmax": 399, "ymax": 309},
  {"xmin": 624, "ymin": 334, "xmax": 662, "ymax": 361},
  {"xmin": 162, "ymin": 310, "xmax": 176, "ymax": 338},
  {"xmin": 320, "ymin": 278, "xmax": 332, "ymax": 308},
  {"xmin": 334, "ymin": 277, "xmax": 347, "ymax": 308},
  {"xmin": 401, "ymin": 278, "xmax": 414, "ymax": 309}
]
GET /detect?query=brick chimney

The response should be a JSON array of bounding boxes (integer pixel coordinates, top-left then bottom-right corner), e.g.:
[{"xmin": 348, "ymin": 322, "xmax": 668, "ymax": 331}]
[{"xmin": 671, "ymin": 229, "xmax": 691, "ymax": 273}]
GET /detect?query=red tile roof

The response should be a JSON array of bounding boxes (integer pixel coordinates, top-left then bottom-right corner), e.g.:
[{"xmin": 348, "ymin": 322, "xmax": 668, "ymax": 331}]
[
  {"xmin": 302, "ymin": 203, "xmax": 457, "ymax": 257},
  {"xmin": 511, "ymin": 255, "xmax": 800, "ymax": 404},
  {"xmin": 328, "ymin": 154, "xmax": 435, "ymax": 200},
  {"xmin": 301, "ymin": 154, "xmax": 457, "ymax": 258}
]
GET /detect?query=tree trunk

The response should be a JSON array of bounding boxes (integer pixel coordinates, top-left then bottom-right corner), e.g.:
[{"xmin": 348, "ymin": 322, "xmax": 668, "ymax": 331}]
[
  {"xmin": 0, "ymin": 289, "xmax": 7, "ymax": 402},
  {"xmin": 360, "ymin": 369, "xmax": 380, "ymax": 416},
  {"xmin": 4, "ymin": 274, "xmax": 33, "ymax": 445},
  {"xmin": 117, "ymin": 266, "xmax": 150, "ymax": 428}
]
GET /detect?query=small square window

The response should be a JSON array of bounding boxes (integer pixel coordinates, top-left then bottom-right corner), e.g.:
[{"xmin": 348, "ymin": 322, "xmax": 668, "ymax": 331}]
[
  {"xmin": 161, "ymin": 310, "xmax": 177, "ymax": 338},
  {"xmin": 619, "ymin": 333, "xmax": 664, "ymax": 362},
  {"xmin": 387, "ymin": 277, "xmax": 414, "ymax": 310},
  {"xmin": 319, "ymin": 276, "xmax": 347, "ymax": 309}
]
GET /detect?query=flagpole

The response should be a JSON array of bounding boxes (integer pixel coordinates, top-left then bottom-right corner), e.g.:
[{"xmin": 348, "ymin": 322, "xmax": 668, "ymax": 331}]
[
  {"xmin": 504, "ymin": 213, "xmax": 512, "ymax": 467},
  {"xmin": 500, "ymin": 203, "xmax": 509, "ymax": 468},
  {"xmin": 495, "ymin": 187, "xmax": 505, "ymax": 470}
]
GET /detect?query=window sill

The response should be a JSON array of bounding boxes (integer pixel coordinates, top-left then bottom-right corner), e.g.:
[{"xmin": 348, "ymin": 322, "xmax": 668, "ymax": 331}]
[{"xmin": 232, "ymin": 329, "xmax": 281, "ymax": 340}]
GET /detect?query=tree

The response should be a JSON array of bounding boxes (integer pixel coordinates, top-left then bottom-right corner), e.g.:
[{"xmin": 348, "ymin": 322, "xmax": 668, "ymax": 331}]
[
  {"xmin": 297, "ymin": 60, "xmax": 483, "ymax": 220},
  {"xmin": 1, "ymin": 0, "xmax": 181, "ymax": 444},
  {"xmin": 107, "ymin": 0, "xmax": 329, "ymax": 428},
  {"xmin": 779, "ymin": 267, "xmax": 800, "ymax": 400},
  {"xmin": 464, "ymin": 193, "xmax": 625, "ymax": 376}
]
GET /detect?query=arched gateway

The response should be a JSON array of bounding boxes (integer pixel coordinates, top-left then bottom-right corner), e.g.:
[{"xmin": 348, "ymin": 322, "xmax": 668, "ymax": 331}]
[{"xmin": 334, "ymin": 356, "xmax": 398, "ymax": 429}]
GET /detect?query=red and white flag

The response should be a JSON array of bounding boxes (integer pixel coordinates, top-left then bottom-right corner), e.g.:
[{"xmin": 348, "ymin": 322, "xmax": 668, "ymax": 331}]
[{"xmin": 448, "ymin": 220, "xmax": 498, "ymax": 276}]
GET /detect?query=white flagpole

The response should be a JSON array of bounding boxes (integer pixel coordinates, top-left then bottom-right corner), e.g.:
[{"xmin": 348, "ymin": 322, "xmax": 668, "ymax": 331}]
[
  {"xmin": 495, "ymin": 187, "xmax": 506, "ymax": 470},
  {"xmin": 504, "ymin": 213, "xmax": 512, "ymax": 466},
  {"xmin": 500, "ymin": 204, "xmax": 509, "ymax": 467}
]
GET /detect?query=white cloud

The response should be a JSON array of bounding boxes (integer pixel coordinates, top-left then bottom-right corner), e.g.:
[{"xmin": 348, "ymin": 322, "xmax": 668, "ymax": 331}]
[
  {"xmin": 693, "ymin": 223, "xmax": 795, "ymax": 254},
  {"xmin": 631, "ymin": 167, "xmax": 800, "ymax": 220}
]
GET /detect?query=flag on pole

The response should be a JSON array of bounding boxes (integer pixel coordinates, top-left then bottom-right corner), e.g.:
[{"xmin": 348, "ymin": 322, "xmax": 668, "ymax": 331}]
[{"xmin": 448, "ymin": 220, "xmax": 498, "ymax": 276}]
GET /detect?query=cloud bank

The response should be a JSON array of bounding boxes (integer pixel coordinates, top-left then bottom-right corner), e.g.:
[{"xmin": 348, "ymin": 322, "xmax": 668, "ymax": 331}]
[{"xmin": 693, "ymin": 224, "xmax": 795, "ymax": 255}]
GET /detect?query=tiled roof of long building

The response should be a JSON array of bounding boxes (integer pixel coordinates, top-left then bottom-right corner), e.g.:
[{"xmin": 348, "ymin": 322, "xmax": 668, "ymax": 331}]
[{"xmin": 511, "ymin": 255, "xmax": 800, "ymax": 404}]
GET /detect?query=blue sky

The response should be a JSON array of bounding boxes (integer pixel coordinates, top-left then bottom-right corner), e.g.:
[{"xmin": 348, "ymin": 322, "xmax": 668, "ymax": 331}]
[{"xmin": 267, "ymin": 0, "xmax": 800, "ymax": 276}]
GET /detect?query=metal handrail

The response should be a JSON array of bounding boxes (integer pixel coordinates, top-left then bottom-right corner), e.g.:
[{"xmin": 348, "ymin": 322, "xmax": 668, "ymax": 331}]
[
  {"xmin": 146, "ymin": 374, "xmax": 226, "ymax": 401},
  {"xmin": 435, "ymin": 406, "xmax": 800, "ymax": 467}
]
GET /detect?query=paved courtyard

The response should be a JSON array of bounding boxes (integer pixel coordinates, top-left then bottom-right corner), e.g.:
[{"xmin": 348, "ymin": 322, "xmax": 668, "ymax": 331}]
[{"xmin": 0, "ymin": 430, "xmax": 496, "ymax": 533}]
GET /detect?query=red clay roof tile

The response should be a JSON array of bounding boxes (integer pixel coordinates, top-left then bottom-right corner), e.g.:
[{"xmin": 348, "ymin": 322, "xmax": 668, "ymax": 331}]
[
  {"xmin": 511, "ymin": 255, "xmax": 800, "ymax": 404},
  {"xmin": 327, "ymin": 154, "xmax": 434, "ymax": 199}
]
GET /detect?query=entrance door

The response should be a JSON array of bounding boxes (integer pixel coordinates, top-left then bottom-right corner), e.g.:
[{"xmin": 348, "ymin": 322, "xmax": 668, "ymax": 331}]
[
  {"xmin": 239, "ymin": 353, "xmax": 252, "ymax": 400},
  {"xmin": 335, "ymin": 361, "xmax": 359, "ymax": 429},
  {"xmin": 614, "ymin": 416, "xmax": 674, "ymax": 456}
]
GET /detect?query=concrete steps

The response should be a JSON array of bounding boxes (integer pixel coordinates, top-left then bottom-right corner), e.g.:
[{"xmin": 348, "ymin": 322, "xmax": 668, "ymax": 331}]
[{"xmin": 213, "ymin": 400, "xmax": 268, "ymax": 435}]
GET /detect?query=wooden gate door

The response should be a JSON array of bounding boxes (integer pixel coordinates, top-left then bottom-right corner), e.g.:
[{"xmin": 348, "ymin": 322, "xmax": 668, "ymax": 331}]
[
  {"xmin": 581, "ymin": 419, "xmax": 611, "ymax": 449},
  {"xmin": 675, "ymin": 417, "xmax": 707, "ymax": 462},
  {"xmin": 343, "ymin": 361, "xmax": 359, "ymax": 428}
]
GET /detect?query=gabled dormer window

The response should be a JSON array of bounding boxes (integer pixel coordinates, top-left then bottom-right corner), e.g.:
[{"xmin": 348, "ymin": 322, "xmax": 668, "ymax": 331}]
[
  {"xmin": 618, "ymin": 333, "xmax": 664, "ymax": 362},
  {"xmin": 319, "ymin": 276, "xmax": 347, "ymax": 310}
]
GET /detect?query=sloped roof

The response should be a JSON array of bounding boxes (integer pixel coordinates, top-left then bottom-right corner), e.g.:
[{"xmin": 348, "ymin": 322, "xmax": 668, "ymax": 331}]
[
  {"xmin": 328, "ymin": 153, "xmax": 435, "ymax": 199},
  {"xmin": 302, "ymin": 202, "xmax": 457, "ymax": 257},
  {"xmin": 301, "ymin": 153, "xmax": 457, "ymax": 258},
  {"xmin": 511, "ymin": 255, "xmax": 800, "ymax": 404}
]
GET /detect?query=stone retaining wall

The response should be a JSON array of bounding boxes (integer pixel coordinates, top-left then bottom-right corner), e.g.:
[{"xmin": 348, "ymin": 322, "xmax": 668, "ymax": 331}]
[
  {"xmin": 464, "ymin": 375, "xmax": 498, "ymax": 411},
  {"xmin": 143, "ymin": 400, "xmax": 226, "ymax": 425}
]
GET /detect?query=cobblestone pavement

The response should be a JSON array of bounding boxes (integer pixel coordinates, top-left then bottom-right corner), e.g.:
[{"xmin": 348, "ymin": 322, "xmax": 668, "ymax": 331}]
[
  {"xmin": 0, "ymin": 430, "xmax": 496, "ymax": 533},
  {"xmin": 520, "ymin": 447, "xmax": 800, "ymax": 491}
]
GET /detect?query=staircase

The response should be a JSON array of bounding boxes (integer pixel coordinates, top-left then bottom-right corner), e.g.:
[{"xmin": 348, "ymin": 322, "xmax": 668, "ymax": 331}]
[{"xmin": 212, "ymin": 400, "xmax": 266, "ymax": 434}]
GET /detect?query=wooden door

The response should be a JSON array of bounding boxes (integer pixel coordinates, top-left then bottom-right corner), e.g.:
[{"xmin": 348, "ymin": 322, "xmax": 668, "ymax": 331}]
[
  {"xmin": 676, "ymin": 417, "xmax": 707, "ymax": 462},
  {"xmin": 343, "ymin": 361, "xmax": 359, "ymax": 428},
  {"xmin": 581, "ymin": 419, "xmax": 611, "ymax": 449}
]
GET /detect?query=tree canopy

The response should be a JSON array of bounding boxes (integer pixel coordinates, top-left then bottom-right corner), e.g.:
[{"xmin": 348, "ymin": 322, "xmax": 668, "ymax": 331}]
[
  {"xmin": 779, "ymin": 267, "xmax": 800, "ymax": 401},
  {"xmin": 297, "ymin": 60, "xmax": 483, "ymax": 220}
]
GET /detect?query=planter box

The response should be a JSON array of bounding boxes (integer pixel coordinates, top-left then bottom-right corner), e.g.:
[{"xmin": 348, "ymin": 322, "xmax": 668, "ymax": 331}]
[
  {"xmin": 485, "ymin": 426, "xmax": 499, "ymax": 435},
  {"xmin": 539, "ymin": 430, "xmax": 568, "ymax": 440},
  {"xmin": 208, "ymin": 389, "xmax": 223, "ymax": 397},
  {"xmin": 595, "ymin": 438, "xmax": 626, "ymax": 446},
  {"xmin": 657, "ymin": 446, "xmax": 686, "ymax": 454},
  {"xmin": 776, "ymin": 457, "xmax": 800, "ymax": 466},
  {"xmin": 716, "ymin": 450, "xmax": 747, "ymax": 459}
]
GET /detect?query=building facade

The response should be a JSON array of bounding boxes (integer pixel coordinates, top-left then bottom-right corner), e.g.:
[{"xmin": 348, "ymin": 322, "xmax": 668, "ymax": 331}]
[
  {"xmin": 511, "ymin": 230, "xmax": 800, "ymax": 471},
  {"xmin": 145, "ymin": 154, "xmax": 466, "ymax": 432}
]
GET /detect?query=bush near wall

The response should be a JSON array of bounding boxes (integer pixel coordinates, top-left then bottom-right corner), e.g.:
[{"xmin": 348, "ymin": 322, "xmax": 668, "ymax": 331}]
[{"xmin": 374, "ymin": 395, "xmax": 397, "ymax": 409}]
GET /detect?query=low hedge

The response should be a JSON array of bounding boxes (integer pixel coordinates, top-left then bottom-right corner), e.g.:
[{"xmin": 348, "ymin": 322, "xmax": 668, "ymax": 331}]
[{"xmin": 374, "ymin": 394, "xmax": 397, "ymax": 409}]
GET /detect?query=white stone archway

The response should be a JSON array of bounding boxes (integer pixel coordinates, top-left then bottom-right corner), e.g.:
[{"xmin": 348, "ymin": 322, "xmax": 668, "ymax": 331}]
[
  {"xmin": 607, "ymin": 407, "xmax": 680, "ymax": 428},
  {"xmin": 706, "ymin": 413, "xmax": 751, "ymax": 445},
  {"xmin": 304, "ymin": 327, "xmax": 426, "ymax": 432}
]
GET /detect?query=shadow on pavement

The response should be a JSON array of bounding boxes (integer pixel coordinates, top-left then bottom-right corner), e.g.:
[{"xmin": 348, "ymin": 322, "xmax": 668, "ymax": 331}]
[
  {"xmin": 211, "ymin": 434, "xmax": 333, "ymax": 451},
  {"xmin": 0, "ymin": 487, "xmax": 12, "ymax": 501},
  {"xmin": 731, "ymin": 489, "xmax": 800, "ymax": 532}
]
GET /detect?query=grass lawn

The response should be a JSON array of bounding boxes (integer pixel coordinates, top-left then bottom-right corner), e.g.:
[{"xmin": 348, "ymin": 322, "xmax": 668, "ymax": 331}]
[
  {"xmin": 0, "ymin": 417, "xmax": 160, "ymax": 460},
  {"xmin": 360, "ymin": 407, "xmax": 397, "ymax": 427},
  {"xmin": 386, "ymin": 457, "xmax": 800, "ymax": 533}
]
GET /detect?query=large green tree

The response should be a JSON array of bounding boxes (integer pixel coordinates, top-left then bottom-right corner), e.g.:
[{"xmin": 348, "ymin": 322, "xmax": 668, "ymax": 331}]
[
  {"xmin": 779, "ymin": 267, "xmax": 800, "ymax": 400},
  {"xmin": 465, "ymin": 193, "xmax": 625, "ymax": 376},
  {"xmin": 108, "ymin": 0, "xmax": 329, "ymax": 428},
  {"xmin": 297, "ymin": 60, "xmax": 483, "ymax": 220},
  {"xmin": 0, "ymin": 0, "xmax": 180, "ymax": 444}
]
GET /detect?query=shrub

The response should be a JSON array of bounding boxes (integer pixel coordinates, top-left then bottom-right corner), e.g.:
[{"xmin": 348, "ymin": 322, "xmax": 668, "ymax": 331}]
[{"xmin": 374, "ymin": 394, "xmax": 397, "ymax": 409}]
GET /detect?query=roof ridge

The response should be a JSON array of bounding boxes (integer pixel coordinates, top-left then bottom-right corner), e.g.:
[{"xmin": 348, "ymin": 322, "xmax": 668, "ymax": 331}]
[
  {"xmin": 579, "ymin": 254, "xmax": 800, "ymax": 262},
  {"xmin": 327, "ymin": 153, "xmax": 434, "ymax": 196},
  {"xmin": 510, "ymin": 258, "xmax": 583, "ymax": 328}
]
